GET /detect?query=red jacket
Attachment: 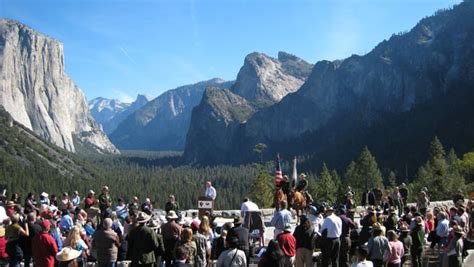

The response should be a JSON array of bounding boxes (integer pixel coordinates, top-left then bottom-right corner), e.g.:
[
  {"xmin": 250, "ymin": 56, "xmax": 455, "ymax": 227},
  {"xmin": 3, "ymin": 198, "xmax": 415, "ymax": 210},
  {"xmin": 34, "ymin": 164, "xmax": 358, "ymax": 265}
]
[
  {"xmin": 277, "ymin": 232, "xmax": 296, "ymax": 257},
  {"xmin": 0, "ymin": 237, "xmax": 7, "ymax": 259},
  {"xmin": 32, "ymin": 232, "xmax": 58, "ymax": 267}
]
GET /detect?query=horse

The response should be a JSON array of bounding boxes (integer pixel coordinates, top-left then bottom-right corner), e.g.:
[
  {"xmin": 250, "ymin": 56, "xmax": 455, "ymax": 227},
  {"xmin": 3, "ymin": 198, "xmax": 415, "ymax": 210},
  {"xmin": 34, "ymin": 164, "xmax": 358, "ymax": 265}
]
[
  {"xmin": 292, "ymin": 191, "xmax": 306, "ymax": 223},
  {"xmin": 273, "ymin": 187, "xmax": 287, "ymax": 210}
]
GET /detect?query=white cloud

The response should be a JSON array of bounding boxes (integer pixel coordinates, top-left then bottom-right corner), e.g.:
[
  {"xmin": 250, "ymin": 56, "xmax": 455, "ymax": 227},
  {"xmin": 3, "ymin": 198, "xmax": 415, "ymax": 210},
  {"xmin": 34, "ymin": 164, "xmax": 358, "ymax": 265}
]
[{"xmin": 113, "ymin": 90, "xmax": 134, "ymax": 103}]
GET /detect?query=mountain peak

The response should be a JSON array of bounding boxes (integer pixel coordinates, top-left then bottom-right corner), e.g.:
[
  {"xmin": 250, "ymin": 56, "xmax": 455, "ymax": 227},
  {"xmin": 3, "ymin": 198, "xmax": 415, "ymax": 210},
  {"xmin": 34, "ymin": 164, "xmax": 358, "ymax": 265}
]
[{"xmin": 231, "ymin": 51, "xmax": 313, "ymax": 106}]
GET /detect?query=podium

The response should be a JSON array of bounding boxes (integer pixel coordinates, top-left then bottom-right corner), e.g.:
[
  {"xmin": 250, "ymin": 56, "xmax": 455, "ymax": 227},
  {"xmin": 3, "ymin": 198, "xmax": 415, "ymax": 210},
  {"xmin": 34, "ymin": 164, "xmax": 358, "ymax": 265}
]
[{"xmin": 198, "ymin": 196, "xmax": 214, "ymax": 218}]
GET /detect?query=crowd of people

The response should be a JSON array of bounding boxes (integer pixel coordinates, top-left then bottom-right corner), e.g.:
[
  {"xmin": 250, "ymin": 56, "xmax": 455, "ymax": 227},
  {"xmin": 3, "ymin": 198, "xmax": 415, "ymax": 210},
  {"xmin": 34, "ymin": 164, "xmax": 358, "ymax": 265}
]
[
  {"xmin": 264, "ymin": 186, "xmax": 473, "ymax": 267},
  {"xmin": 0, "ymin": 181, "xmax": 472, "ymax": 267}
]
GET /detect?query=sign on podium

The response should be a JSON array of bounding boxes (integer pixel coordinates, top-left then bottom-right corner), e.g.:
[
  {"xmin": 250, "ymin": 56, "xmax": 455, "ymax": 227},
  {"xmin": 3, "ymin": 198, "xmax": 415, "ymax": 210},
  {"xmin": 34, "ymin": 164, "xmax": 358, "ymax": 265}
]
[{"xmin": 198, "ymin": 196, "xmax": 214, "ymax": 218}]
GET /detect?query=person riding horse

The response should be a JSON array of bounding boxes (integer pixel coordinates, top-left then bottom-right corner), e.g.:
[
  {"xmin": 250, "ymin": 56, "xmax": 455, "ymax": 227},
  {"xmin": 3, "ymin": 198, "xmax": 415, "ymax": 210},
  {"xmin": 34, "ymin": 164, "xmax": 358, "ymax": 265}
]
[{"xmin": 295, "ymin": 173, "xmax": 313, "ymax": 204}]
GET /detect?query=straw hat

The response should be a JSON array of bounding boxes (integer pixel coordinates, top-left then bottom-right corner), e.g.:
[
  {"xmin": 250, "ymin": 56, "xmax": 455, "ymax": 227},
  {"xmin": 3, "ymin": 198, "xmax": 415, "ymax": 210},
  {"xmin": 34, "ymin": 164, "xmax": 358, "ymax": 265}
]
[
  {"xmin": 166, "ymin": 210, "xmax": 179, "ymax": 220},
  {"xmin": 56, "ymin": 247, "xmax": 81, "ymax": 262},
  {"xmin": 136, "ymin": 212, "xmax": 151, "ymax": 223},
  {"xmin": 6, "ymin": 201, "xmax": 15, "ymax": 207}
]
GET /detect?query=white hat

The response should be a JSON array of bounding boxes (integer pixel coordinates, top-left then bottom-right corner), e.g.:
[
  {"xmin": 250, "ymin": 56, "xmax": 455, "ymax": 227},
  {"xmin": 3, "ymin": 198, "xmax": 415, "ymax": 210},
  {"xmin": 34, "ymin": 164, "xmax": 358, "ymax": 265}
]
[
  {"xmin": 56, "ymin": 247, "xmax": 81, "ymax": 262},
  {"xmin": 166, "ymin": 210, "xmax": 179, "ymax": 220},
  {"xmin": 40, "ymin": 192, "xmax": 49, "ymax": 198}
]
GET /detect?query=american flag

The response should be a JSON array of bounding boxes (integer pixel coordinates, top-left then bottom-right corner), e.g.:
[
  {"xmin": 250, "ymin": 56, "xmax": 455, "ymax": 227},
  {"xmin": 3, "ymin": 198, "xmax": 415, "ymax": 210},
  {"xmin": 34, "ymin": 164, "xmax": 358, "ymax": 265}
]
[{"xmin": 275, "ymin": 154, "xmax": 283, "ymax": 186}]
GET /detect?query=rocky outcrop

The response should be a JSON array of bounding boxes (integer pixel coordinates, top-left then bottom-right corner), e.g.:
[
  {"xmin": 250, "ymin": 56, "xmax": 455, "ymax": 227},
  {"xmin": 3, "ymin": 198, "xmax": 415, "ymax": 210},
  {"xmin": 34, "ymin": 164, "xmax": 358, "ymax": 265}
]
[
  {"xmin": 184, "ymin": 87, "xmax": 256, "ymax": 163},
  {"xmin": 110, "ymin": 78, "xmax": 233, "ymax": 151},
  {"xmin": 231, "ymin": 52, "xmax": 313, "ymax": 107},
  {"xmin": 184, "ymin": 52, "xmax": 313, "ymax": 163},
  {"xmin": 0, "ymin": 19, "xmax": 118, "ymax": 154},
  {"xmin": 89, "ymin": 94, "xmax": 152, "ymax": 134}
]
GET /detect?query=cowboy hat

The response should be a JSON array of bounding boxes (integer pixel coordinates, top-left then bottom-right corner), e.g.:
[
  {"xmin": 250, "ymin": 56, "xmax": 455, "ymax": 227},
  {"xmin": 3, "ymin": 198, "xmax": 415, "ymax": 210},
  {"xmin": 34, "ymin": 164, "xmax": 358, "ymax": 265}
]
[
  {"xmin": 6, "ymin": 201, "xmax": 15, "ymax": 207},
  {"xmin": 147, "ymin": 220, "xmax": 160, "ymax": 230},
  {"xmin": 88, "ymin": 190, "xmax": 95, "ymax": 195},
  {"xmin": 40, "ymin": 192, "xmax": 49, "ymax": 198},
  {"xmin": 136, "ymin": 212, "xmax": 151, "ymax": 223},
  {"xmin": 56, "ymin": 247, "xmax": 81, "ymax": 262},
  {"xmin": 299, "ymin": 173, "xmax": 307, "ymax": 178},
  {"xmin": 102, "ymin": 186, "xmax": 109, "ymax": 191},
  {"xmin": 166, "ymin": 210, "xmax": 179, "ymax": 220}
]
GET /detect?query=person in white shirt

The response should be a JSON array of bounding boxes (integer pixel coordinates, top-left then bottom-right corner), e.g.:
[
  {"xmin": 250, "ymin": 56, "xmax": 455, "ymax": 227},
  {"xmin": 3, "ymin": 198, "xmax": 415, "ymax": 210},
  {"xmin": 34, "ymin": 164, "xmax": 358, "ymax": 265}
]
[
  {"xmin": 70, "ymin": 190, "xmax": 81, "ymax": 208},
  {"xmin": 205, "ymin": 181, "xmax": 217, "ymax": 200},
  {"xmin": 320, "ymin": 204, "xmax": 342, "ymax": 266},
  {"xmin": 240, "ymin": 197, "xmax": 259, "ymax": 217}
]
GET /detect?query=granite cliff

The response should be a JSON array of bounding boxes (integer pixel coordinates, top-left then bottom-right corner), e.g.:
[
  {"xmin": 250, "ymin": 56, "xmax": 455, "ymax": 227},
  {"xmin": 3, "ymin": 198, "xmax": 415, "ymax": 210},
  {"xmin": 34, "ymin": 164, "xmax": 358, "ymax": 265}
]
[
  {"xmin": 0, "ymin": 19, "xmax": 118, "ymax": 154},
  {"xmin": 184, "ymin": 52, "xmax": 313, "ymax": 163}
]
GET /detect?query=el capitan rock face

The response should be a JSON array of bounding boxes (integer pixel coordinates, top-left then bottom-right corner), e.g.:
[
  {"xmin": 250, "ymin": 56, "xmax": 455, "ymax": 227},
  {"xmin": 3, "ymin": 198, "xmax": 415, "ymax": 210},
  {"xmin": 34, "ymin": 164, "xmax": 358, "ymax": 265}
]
[
  {"xmin": 0, "ymin": 19, "xmax": 118, "ymax": 154},
  {"xmin": 184, "ymin": 52, "xmax": 313, "ymax": 163},
  {"xmin": 109, "ymin": 78, "xmax": 233, "ymax": 151},
  {"xmin": 185, "ymin": 1, "xmax": 474, "ymax": 167}
]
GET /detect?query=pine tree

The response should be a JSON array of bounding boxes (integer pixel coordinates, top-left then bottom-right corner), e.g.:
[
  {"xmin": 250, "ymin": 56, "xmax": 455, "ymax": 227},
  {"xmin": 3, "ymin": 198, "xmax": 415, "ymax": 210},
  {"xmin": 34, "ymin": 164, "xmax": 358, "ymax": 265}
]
[
  {"xmin": 315, "ymin": 163, "xmax": 338, "ymax": 204},
  {"xmin": 345, "ymin": 147, "xmax": 383, "ymax": 199},
  {"xmin": 250, "ymin": 164, "xmax": 274, "ymax": 208},
  {"xmin": 413, "ymin": 138, "xmax": 465, "ymax": 201}
]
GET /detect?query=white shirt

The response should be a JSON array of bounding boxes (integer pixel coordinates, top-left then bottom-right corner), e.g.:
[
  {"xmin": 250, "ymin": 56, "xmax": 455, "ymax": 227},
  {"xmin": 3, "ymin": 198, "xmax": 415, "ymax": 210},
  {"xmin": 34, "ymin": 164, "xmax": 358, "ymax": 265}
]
[
  {"xmin": 205, "ymin": 186, "xmax": 217, "ymax": 200},
  {"xmin": 320, "ymin": 214, "xmax": 342, "ymax": 238},
  {"xmin": 351, "ymin": 260, "xmax": 374, "ymax": 267},
  {"xmin": 240, "ymin": 201, "xmax": 259, "ymax": 214}
]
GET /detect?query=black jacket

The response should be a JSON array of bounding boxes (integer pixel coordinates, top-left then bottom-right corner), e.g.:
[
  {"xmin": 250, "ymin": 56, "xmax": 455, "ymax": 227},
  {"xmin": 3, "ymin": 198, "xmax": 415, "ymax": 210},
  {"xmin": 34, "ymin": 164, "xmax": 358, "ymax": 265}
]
[{"xmin": 227, "ymin": 225, "xmax": 249, "ymax": 250}]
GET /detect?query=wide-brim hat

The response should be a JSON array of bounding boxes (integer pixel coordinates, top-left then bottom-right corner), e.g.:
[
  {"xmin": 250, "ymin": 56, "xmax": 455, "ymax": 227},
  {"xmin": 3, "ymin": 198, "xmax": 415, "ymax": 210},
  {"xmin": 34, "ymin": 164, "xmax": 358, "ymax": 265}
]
[
  {"xmin": 6, "ymin": 201, "xmax": 15, "ymax": 207},
  {"xmin": 299, "ymin": 173, "xmax": 307, "ymax": 178},
  {"xmin": 147, "ymin": 220, "xmax": 160, "ymax": 230},
  {"xmin": 136, "ymin": 212, "xmax": 151, "ymax": 223},
  {"xmin": 88, "ymin": 190, "xmax": 95, "ymax": 195},
  {"xmin": 166, "ymin": 210, "xmax": 179, "ymax": 220},
  {"xmin": 40, "ymin": 192, "xmax": 49, "ymax": 198},
  {"xmin": 56, "ymin": 247, "xmax": 81, "ymax": 262},
  {"xmin": 102, "ymin": 186, "xmax": 109, "ymax": 191}
]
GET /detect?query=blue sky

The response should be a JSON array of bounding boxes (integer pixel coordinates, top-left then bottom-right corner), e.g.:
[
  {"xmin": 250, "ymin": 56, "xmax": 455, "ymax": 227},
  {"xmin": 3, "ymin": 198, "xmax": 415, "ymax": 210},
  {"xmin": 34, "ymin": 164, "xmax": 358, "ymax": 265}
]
[{"xmin": 0, "ymin": 0, "xmax": 461, "ymax": 102}]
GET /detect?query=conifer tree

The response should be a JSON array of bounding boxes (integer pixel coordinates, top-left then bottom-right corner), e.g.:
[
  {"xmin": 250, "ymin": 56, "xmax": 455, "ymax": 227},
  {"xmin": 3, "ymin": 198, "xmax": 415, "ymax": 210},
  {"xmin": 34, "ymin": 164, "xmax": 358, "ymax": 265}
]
[
  {"xmin": 345, "ymin": 147, "xmax": 383, "ymax": 199},
  {"xmin": 315, "ymin": 163, "xmax": 338, "ymax": 204},
  {"xmin": 413, "ymin": 137, "xmax": 465, "ymax": 200}
]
